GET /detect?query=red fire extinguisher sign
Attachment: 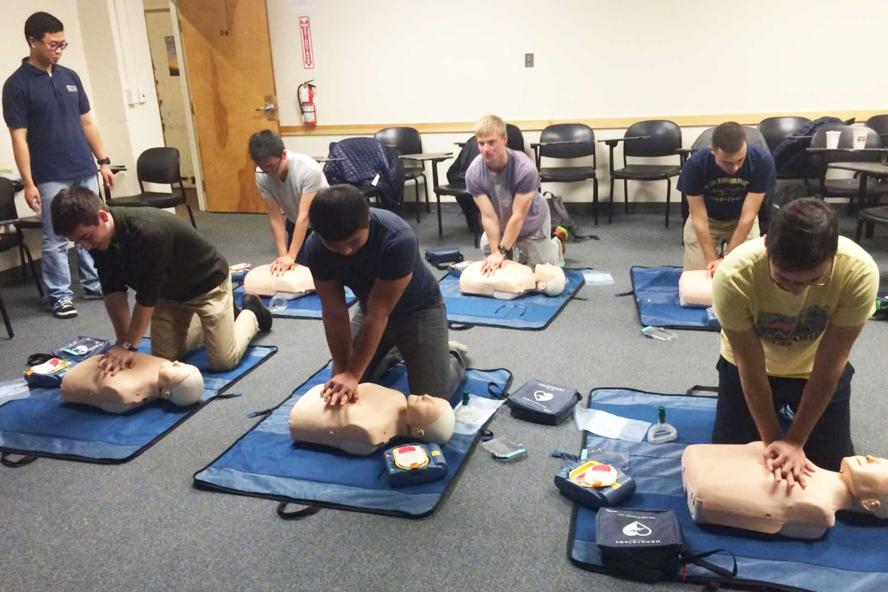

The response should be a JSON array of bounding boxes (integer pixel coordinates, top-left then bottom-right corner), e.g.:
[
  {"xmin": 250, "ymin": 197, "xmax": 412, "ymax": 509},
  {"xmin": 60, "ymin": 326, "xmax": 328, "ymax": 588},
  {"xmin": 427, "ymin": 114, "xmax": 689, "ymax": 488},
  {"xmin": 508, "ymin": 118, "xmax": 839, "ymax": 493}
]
[{"xmin": 299, "ymin": 17, "xmax": 314, "ymax": 69}]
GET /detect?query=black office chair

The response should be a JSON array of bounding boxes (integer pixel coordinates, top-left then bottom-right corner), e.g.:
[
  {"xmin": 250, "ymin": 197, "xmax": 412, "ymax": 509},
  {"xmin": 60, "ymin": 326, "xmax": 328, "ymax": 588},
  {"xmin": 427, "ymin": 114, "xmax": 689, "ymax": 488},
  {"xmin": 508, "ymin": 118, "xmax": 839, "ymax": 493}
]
[
  {"xmin": 374, "ymin": 127, "xmax": 429, "ymax": 222},
  {"xmin": 606, "ymin": 120, "xmax": 682, "ymax": 227},
  {"xmin": 810, "ymin": 125, "xmax": 888, "ymax": 209},
  {"xmin": 109, "ymin": 148, "xmax": 196, "ymax": 228},
  {"xmin": 0, "ymin": 177, "xmax": 45, "ymax": 338},
  {"xmin": 758, "ymin": 116, "xmax": 813, "ymax": 181},
  {"xmin": 433, "ymin": 135, "xmax": 482, "ymax": 245},
  {"xmin": 865, "ymin": 114, "xmax": 888, "ymax": 140},
  {"xmin": 533, "ymin": 124, "xmax": 599, "ymax": 224},
  {"xmin": 856, "ymin": 205, "xmax": 888, "ymax": 243}
]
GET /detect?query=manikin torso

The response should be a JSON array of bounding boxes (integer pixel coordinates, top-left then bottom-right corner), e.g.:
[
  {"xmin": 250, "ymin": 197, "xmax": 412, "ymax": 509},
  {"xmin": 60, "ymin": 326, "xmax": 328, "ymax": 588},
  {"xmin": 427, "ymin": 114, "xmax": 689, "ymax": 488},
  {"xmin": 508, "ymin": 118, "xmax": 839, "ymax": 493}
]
[
  {"xmin": 459, "ymin": 260, "xmax": 566, "ymax": 299},
  {"xmin": 61, "ymin": 354, "xmax": 204, "ymax": 414},
  {"xmin": 288, "ymin": 383, "xmax": 455, "ymax": 456},
  {"xmin": 679, "ymin": 269, "xmax": 714, "ymax": 308},
  {"xmin": 244, "ymin": 263, "xmax": 315, "ymax": 297},
  {"xmin": 682, "ymin": 442, "xmax": 888, "ymax": 539}
]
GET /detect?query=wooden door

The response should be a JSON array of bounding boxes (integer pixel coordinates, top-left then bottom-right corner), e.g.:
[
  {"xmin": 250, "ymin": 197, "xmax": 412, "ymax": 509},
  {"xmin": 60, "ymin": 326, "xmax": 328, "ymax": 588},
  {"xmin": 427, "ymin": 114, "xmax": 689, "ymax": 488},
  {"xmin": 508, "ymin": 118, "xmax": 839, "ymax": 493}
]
[{"xmin": 177, "ymin": 0, "xmax": 279, "ymax": 212}]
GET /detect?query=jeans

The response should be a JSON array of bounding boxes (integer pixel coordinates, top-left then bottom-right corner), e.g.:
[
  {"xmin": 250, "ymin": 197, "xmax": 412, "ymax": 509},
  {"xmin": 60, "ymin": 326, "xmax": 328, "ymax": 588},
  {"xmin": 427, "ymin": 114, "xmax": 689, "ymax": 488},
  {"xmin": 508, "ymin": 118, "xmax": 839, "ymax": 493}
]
[
  {"xmin": 37, "ymin": 176, "xmax": 101, "ymax": 302},
  {"xmin": 351, "ymin": 299, "xmax": 465, "ymax": 399},
  {"xmin": 712, "ymin": 356, "xmax": 854, "ymax": 471}
]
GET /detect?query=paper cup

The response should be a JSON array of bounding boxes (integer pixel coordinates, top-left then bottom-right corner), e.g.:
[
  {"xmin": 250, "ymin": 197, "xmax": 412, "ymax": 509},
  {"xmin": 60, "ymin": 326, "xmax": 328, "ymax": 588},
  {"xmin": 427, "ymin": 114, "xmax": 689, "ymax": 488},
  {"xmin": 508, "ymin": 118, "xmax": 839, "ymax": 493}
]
[
  {"xmin": 825, "ymin": 130, "xmax": 841, "ymax": 149},
  {"xmin": 852, "ymin": 129, "xmax": 868, "ymax": 150}
]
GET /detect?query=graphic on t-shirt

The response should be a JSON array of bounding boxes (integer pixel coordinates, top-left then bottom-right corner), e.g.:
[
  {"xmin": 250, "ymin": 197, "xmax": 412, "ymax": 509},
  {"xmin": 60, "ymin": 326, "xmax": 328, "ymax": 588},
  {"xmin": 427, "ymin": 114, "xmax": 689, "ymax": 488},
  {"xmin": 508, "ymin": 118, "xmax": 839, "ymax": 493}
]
[
  {"xmin": 754, "ymin": 306, "xmax": 830, "ymax": 346},
  {"xmin": 704, "ymin": 176, "xmax": 749, "ymax": 205}
]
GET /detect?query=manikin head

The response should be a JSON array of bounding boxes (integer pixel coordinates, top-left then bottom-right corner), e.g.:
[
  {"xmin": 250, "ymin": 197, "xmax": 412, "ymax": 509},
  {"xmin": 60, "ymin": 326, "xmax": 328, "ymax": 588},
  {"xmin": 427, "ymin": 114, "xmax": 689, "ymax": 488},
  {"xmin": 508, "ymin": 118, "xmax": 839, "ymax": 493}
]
[
  {"xmin": 841, "ymin": 455, "xmax": 888, "ymax": 518},
  {"xmin": 157, "ymin": 361, "xmax": 204, "ymax": 407},
  {"xmin": 25, "ymin": 12, "xmax": 66, "ymax": 70},
  {"xmin": 309, "ymin": 185, "xmax": 370, "ymax": 256},
  {"xmin": 764, "ymin": 198, "xmax": 838, "ymax": 296},
  {"xmin": 475, "ymin": 114, "xmax": 509, "ymax": 171},
  {"xmin": 50, "ymin": 186, "xmax": 116, "ymax": 251},
  {"xmin": 534, "ymin": 264, "xmax": 567, "ymax": 296},
  {"xmin": 709, "ymin": 122, "xmax": 748, "ymax": 176},
  {"xmin": 249, "ymin": 129, "xmax": 289, "ymax": 181},
  {"xmin": 404, "ymin": 395, "xmax": 455, "ymax": 444}
]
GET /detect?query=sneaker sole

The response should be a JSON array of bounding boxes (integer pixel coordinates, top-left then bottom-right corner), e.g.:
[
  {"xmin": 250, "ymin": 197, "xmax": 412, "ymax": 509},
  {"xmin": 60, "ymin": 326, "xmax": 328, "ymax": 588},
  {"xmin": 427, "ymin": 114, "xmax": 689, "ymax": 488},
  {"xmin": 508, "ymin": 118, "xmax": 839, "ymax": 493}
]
[{"xmin": 53, "ymin": 310, "xmax": 78, "ymax": 319}]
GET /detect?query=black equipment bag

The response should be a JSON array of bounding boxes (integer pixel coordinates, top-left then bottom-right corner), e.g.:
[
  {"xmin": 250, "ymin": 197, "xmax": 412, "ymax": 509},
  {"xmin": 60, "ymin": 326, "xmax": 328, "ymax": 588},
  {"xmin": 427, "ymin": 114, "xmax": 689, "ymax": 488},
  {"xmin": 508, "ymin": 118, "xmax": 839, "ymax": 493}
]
[
  {"xmin": 506, "ymin": 378, "xmax": 581, "ymax": 425},
  {"xmin": 424, "ymin": 247, "xmax": 464, "ymax": 270}
]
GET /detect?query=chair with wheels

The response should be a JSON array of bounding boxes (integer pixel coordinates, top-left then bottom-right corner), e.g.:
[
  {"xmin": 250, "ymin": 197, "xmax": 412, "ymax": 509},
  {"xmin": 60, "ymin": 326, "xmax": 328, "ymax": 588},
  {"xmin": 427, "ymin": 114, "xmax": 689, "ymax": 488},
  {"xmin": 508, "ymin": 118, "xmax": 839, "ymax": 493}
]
[
  {"xmin": 605, "ymin": 120, "xmax": 682, "ymax": 227},
  {"xmin": 532, "ymin": 124, "xmax": 599, "ymax": 224},
  {"xmin": 109, "ymin": 147, "xmax": 196, "ymax": 228}
]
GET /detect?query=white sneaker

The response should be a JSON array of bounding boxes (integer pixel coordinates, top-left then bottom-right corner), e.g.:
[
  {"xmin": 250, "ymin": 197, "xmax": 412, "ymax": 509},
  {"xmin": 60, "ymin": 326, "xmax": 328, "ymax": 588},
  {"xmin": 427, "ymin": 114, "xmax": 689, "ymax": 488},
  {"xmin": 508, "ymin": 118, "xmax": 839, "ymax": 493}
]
[{"xmin": 52, "ymin": 297, "xmax": 78, "ymax": 319}]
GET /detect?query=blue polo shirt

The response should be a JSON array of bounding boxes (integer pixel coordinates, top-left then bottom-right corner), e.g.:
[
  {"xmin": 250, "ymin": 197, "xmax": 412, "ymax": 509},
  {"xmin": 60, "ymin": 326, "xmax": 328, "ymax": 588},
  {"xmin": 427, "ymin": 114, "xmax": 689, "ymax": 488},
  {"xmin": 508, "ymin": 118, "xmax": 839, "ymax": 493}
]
[
  {"xmin": 2, "ymin": 60, "xmax": 96, "ymax": 184},
  {"xmin": 677, "ymin": 143, "xmax": 776, "ymax": 221}
]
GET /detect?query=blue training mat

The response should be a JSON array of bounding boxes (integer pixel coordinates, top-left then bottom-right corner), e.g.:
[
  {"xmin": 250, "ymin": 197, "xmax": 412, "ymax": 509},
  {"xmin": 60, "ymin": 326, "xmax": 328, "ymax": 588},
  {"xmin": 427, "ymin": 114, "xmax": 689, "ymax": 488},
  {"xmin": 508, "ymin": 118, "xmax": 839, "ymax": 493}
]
[
  {"xmin": 567, "ymin": 388, "xmax": 888, "ymax": 592},
  {"xmin": 440, "ymin": 267, "xmax": 585, "ymax": 330},
  {"xmin": 0, "ymin": 339, "xmax": 276, "ymax": 464},
  {"xmin": 193, "ymin": 363, "xmax": 513, "ymax": 518},
  {"xmin": 629, "ymin": 266, "xmax": 720, "ymax": 331},
  {"xmin": 233, "ymin": 285, "xmax": 357, "ymax": 319}
]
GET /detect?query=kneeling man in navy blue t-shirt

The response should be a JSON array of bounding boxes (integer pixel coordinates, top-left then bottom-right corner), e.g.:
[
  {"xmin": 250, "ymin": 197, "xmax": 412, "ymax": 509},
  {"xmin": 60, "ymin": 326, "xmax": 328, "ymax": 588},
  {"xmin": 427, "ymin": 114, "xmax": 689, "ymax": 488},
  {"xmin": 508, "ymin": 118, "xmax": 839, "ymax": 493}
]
[{"xmin": 299, "ymin": 185, "xmax": 466, "ymax": 405}]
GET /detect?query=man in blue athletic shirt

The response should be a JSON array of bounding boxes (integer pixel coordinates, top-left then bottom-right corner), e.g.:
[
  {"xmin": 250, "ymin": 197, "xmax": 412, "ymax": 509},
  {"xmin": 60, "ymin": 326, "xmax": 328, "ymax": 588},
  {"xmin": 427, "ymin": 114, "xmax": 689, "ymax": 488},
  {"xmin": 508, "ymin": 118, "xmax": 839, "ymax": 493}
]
[
  {"xmin": 2, "ymin": 11, "xmax": 115, "ymax": 319},
  {"xmin": 678, "ymin": 121, "xmax": 776, "ymax": 276},
  {"xmin": 299, "ymin": 185, "xmax": 466, "ymax": 406}
]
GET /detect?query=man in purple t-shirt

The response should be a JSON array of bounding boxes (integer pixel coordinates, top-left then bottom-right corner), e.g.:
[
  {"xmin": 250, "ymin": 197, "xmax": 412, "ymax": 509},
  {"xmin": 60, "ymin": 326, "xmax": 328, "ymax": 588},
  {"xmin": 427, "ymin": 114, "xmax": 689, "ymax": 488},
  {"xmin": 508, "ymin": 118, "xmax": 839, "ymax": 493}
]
[{"xmin": 465, "ymin": 115, "xmax": 564, "ymax": 275}]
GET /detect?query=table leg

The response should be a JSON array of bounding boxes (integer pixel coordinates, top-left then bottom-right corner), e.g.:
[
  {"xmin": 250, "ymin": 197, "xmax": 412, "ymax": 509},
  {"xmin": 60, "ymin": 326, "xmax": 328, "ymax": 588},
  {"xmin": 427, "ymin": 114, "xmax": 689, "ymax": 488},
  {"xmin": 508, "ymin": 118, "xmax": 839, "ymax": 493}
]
[{"xmin": 431, "ymin": 160, "xmax": 443, "ymax": 238}]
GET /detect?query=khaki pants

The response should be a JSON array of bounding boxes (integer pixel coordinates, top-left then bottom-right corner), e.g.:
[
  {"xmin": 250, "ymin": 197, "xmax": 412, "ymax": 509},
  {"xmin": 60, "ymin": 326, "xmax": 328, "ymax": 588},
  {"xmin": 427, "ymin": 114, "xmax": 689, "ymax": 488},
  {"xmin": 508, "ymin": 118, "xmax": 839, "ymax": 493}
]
[
  {"xmin": 683, "ymin": 216, "xmax": 760, "ymax": 271},
  {"xmin": 151, "ymin": 276, "xmax": 259, "ymax": 371},
  {"xmin": 480, "ymin": 204, "xmax": 565, "ymax": 267}
]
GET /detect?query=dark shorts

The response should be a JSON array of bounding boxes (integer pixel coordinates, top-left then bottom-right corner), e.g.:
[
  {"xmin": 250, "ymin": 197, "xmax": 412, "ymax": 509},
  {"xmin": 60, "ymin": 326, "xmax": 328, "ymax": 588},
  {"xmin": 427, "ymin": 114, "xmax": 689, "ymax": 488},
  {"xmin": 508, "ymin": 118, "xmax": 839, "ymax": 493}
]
[{"xmin": 712, "ymin": 356, "xmax": 854, "ymax": 471}]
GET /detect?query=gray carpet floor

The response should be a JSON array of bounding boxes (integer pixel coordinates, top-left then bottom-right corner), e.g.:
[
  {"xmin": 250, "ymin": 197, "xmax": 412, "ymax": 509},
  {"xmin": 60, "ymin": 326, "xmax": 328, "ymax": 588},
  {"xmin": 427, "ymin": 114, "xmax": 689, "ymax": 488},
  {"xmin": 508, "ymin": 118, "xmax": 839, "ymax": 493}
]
[{"xmin": 1, "ymin": 201, "xmax": 886, "ymax": 592}]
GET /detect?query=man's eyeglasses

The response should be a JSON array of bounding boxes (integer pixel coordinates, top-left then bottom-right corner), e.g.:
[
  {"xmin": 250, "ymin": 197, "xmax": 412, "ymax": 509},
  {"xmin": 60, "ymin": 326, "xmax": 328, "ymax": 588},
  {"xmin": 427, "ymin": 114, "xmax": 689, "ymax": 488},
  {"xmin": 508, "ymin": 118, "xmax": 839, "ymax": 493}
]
[
  {"xmin": 45, "ymin": 41, "xmax": 69, "ymax": 51},
  {"xmin": 768, "ymin": 257, "xmax": 833, "ymax": 292}
]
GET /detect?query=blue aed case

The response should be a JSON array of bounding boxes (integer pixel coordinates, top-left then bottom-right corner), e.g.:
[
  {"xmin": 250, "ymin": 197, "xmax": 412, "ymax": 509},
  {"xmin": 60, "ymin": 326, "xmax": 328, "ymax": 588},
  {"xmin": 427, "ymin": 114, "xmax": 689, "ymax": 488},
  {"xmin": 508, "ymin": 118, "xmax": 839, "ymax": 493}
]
[
  {"xmin": 384, "ymin": 443, "xmax": 448, "ymax": 487},
  {"xmin": 554, "ymin": 460, "xmax": 636, "ymax": 509}
]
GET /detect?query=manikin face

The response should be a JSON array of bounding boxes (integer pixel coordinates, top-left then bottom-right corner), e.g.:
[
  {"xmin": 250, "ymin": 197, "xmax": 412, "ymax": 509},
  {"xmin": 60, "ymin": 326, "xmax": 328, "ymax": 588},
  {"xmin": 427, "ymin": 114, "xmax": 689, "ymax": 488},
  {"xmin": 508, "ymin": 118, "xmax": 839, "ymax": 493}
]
[
  {"xmin": 29, "ymin": 31, "xmax": 66, "ymax": 68},
  {"xmin": 476, "ymin": 132, "xmax": 508, "ymax": 170},
  {"xmin": 405, "ymin": 394, "xmax": 455, "ymax": 443},
  {"xmin": 319, "ymin": 227, "xmax": 369, "ymax": 256},
  {"xmin": 841, "ymin": 455, "xmax": 888, "ymax": 517},
  {"xmin": 711, "ymin": 143, "xmax": 747, "ymax": 176},
  {"xmin": 69, "ymin": 210, "xmax": 115, "ymax": 251}
]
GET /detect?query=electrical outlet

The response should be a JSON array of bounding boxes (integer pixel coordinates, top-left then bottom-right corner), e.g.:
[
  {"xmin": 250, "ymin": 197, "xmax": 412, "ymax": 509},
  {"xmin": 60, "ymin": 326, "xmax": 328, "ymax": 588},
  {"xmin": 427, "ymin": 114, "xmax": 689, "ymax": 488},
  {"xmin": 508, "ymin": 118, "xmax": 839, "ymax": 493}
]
[{"xmin": 524, "ymin": 53, "xmax": 534, "ymax": 68}]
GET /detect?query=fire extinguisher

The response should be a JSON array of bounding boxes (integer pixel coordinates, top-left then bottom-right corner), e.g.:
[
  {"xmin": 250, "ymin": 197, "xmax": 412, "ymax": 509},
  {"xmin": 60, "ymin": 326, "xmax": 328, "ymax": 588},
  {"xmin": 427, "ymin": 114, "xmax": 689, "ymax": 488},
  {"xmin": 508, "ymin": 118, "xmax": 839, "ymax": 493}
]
[{"xmin": 297, "ymin": 80, "xmax": 317, "ymax": 127}]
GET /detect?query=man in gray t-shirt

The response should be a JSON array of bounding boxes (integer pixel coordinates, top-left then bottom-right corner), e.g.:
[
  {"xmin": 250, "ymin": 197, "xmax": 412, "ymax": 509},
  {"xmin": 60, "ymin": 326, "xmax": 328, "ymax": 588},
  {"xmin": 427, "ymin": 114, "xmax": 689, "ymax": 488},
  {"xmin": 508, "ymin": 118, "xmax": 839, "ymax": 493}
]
[
  {"xmin": 249, "ymin": 130, "xmax": 328, "ymax": 274},
  {"xmin": 465, "ymin": 115, "xmax": 564, "ymax": 275}
]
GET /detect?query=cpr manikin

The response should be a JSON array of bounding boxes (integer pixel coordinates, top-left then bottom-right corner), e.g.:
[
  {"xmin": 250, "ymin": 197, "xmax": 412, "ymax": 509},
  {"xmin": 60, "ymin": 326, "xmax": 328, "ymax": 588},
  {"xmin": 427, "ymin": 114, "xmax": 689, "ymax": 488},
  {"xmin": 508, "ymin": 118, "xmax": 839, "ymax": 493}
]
[
  {"xmin": 682, "ymin": 442, "xmax": 888, "ymax": 539},
  {"xmin": 61, "ymin": 354, "xmax": 204, "ymax": 414},
  {"xmin": 243, "ymin": 263, "xmax": 315, "ymax": 297},
  {"xmin": 679, "ymin": 269, "xmax": 714, "ymax": 308},
  {"xmin": 288, "ymin": 383, "xmax": 456, "ymax": 455},
  {"xmin": 459, "ymin": 260, "xmax": 566, "ymax": 300}
]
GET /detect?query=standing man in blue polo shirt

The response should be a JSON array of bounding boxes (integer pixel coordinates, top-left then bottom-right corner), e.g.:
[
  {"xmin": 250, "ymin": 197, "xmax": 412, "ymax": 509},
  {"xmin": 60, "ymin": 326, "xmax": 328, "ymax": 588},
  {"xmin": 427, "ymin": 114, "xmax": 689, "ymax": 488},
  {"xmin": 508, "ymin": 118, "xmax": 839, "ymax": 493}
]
[
  {"xmin": 2, "ymin": 11, "xmax": 115, "ymax": 318},
  {"xmin": 678, "ymin": 121, "xmax": 776, "ymax": 276}
]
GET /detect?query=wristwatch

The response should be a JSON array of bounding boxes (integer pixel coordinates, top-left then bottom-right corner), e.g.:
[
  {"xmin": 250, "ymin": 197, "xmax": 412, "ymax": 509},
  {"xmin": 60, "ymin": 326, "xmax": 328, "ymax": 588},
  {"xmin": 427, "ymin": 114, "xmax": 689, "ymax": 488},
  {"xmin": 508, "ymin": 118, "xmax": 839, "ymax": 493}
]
[
  {"xmin": 96, "ymin": 157, "xmax": 111, "ymax": 165},
  {"xmin": 497, "ymin": 244, "xmax": 512, "ymax": 256},
  {"xmin": 119, "ymin": 341, "xmax": 137, "ymax": 352}
]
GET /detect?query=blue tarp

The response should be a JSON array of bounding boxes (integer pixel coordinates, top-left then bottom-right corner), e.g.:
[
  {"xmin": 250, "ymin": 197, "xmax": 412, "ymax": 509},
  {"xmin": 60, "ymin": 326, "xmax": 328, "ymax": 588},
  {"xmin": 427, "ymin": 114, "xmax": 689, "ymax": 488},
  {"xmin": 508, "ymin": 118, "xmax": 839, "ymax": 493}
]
[
  {"xmin": 568, "ymin": 388, "xmax": 888, "ymax": 592},
  {"xmin": 0, "ymin": 340, "xmax": 276, "ymax": 463},
  {"xmin": 233, "ymin": 285, "xmax": 356, "ymax": 319},
  {"xmin": 630, "ymin": 266, "xmax": 719, "ymax": 331},
  {"xmin": 440, "ymin": 268, "xmax": 585, "ymax": 330},
  {"xmin": 194, "ymin": 363, "xmax": 512, "ymax": 518}
]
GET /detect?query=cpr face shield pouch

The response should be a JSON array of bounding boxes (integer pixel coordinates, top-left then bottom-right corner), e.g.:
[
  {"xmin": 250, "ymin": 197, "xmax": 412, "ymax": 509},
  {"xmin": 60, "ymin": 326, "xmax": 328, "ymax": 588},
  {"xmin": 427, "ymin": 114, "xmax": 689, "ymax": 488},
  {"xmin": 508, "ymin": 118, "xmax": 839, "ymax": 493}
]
[
  {"xmin": 596, "ymin": 508, "xmax": 737, "ymax": 584},
  {"xmin": 424, "ymin": 247, "xmax": 464, "ymax": 270},
  {"xmin": 506, "ymin": 378, "xmax": 581, "ymax": 425}
]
